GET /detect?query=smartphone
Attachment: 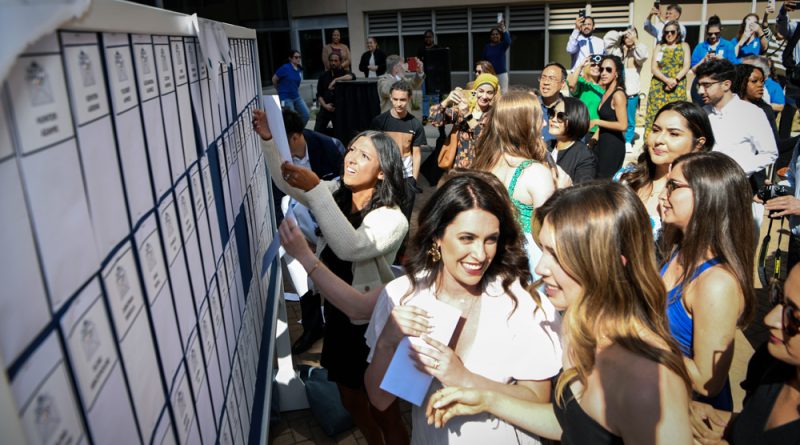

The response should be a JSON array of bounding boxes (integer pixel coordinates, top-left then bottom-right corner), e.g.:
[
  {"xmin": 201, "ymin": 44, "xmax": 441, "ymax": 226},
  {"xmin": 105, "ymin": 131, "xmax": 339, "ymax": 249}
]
[
  {"xmin": 654, "ymin": 1, "xmax": 661, "ymax": 9},
  {"xmin": 578, "ymin": 9, "xmax": 586, "ymax": 18},
  {"xmin": 497, "ymin": 12, "xmax": 503, "ymax": 23},
  {"xmin": 407, "ymin": 57, "xmax": 418, "ymax": 72},
  {"xmin": 769, "ymin": 0, "xmax": 777, "ymax": 9}
]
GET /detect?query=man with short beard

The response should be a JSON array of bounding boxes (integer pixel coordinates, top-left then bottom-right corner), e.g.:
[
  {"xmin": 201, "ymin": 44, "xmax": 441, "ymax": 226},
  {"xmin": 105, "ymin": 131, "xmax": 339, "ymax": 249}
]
[{"xmin": 567, "ymin": 15, "xmax": 605, "ymax": 70}]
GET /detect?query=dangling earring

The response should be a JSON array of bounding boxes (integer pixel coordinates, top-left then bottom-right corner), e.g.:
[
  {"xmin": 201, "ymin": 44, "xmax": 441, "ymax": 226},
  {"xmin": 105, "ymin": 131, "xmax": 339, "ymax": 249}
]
[{"xmin": 428, "ymin": 242, "xmax": 441, "ymax": 263}]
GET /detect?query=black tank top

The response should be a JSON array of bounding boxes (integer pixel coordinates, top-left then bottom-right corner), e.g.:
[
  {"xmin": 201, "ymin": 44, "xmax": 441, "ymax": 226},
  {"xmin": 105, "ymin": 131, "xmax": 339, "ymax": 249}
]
[{"xmin": 552, "ymin": 375, "xmax": 624, "ymax": 445}]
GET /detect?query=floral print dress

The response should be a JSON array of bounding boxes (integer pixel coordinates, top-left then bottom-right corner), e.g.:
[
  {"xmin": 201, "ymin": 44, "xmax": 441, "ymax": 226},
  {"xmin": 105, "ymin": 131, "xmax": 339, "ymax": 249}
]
[
  {"xmin": 644, "ymin": 44, "xmax": 686, "ymax": 138},
  {"xmin": 429, "ymin": 104, "xmax": 489, "ymax": 168}
]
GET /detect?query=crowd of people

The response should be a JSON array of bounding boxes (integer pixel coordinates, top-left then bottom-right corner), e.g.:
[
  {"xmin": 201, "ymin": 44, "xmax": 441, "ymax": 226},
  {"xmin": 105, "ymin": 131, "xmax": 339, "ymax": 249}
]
[{"xmin": 262, "ymin": 3, "xmax": 800, "ymax": 444}]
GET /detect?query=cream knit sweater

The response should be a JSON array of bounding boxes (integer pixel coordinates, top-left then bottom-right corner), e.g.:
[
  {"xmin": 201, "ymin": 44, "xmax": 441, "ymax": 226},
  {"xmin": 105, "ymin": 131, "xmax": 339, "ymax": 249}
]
[{"xmin": 262, "ymin": 139, "xmax": 408, "ymax": 298}]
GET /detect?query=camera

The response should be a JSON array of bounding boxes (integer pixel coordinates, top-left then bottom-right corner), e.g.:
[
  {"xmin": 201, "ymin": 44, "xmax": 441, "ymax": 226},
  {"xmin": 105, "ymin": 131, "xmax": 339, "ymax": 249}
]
[
  {"xmin": 590, "ymin": 54, "xmax": 603, "ymax": 64},
  {"xmin": 757, "ymin": 184, "xmax": 793, "ymax": 202},
  {"xmin": 578, "ymin": 9, "xmax": 586, "ymax": 18}
]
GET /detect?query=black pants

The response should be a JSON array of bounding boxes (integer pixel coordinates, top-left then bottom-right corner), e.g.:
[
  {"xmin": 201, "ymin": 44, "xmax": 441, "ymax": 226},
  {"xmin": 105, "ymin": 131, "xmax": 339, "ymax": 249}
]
[
  {"xmin": 401, "ymin": 177, "xmax": 418, "ymax": 221},
  {"xmin": 314, "ymin": 108, "xmax": 334, "ymax": 134}
]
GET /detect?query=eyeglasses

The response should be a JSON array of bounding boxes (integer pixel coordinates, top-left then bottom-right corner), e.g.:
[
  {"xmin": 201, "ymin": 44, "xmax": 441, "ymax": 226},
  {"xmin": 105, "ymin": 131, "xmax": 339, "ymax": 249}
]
[
  {"xmin": 475, "ymin": 70, "xmax": 483, "ymax": 75},
  {"xmin": 540, "ymin": 74, "xmax": 561, "ymax": 83},
  {"xmin": 548, "ymin": 108, "xmax": 567, "ymax": 122},
  {"xmin": 664, "ymin": 179, "xmax": 691, "ymax": 197},
  {"xmin": 768, "ymin": 279, "xmax": 800, "ymax": 337},
  {"xmin": 696, "ymin": 80, "xmax": 722, "ymax": 90},
  {"xmin": 601, "ymin": 66, "xmax": 614, "ymax": 74}
]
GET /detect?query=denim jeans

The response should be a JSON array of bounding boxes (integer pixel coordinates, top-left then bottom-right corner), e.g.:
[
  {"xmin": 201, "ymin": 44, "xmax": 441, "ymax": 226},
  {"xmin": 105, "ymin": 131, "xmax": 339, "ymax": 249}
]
[
  {"xmin": 281, "ymin": 96, "xmax": 310, "ymax": 126},
  {"xmin": 626, "ymin": 95, "xmax": 639, "ymax": 144},
  {"xmin": 421, "ymin": 83, "xmax": 441, "ymax": 119}
]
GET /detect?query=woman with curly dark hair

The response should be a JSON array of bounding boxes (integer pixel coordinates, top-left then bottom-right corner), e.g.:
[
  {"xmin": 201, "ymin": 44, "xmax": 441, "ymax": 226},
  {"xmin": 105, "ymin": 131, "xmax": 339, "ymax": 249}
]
[{"xmin": 364, "ymin": 170, "xmax": 562, "ymax": 444}]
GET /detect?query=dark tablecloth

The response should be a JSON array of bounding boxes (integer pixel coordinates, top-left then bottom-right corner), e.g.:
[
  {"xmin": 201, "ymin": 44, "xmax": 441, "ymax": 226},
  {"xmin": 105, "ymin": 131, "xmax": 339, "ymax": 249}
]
[{"xmin": 333, "ymin": 79, "xmax": 381, "ymax": 144}]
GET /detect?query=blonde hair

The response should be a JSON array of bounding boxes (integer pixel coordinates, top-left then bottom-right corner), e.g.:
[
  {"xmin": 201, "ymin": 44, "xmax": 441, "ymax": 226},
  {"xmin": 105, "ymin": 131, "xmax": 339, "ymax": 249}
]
[
  {"xmin": 471, "ymin": 90, "xmax": 549, "ymax": 171},
  {"xmin": 535, "ymin": 183, "xmax": 691, "ymax": 404}
]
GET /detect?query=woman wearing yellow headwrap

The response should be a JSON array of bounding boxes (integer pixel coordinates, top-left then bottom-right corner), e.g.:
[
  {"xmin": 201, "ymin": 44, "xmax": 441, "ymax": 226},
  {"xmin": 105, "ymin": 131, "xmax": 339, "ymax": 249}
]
[{"xmin": 430, "ymin": 73, "xmax": 499, "ymax": 168}]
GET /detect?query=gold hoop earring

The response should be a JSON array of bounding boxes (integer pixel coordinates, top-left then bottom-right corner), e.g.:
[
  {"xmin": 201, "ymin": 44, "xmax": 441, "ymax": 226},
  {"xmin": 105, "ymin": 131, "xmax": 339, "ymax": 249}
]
[{"xmin": 428, "ymin": 242, "xmax": 441, "ymax": 263}]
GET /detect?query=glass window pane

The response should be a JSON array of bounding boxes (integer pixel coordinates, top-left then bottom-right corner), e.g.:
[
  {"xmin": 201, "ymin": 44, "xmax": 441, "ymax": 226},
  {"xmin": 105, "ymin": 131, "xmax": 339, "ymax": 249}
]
[
  {"xmin": 684, "ymin": 25, "xmax": 701, "ymax": 47},
  {"xmin": 299, "ymin": 30, "xmax": 324, "ymax": 79},
  {"xmin": 437, "ymin": 33, "xmax": 468, "ymax": 71},
  {"xmin": 548, "ymin": 30, "xmax": 574, "ymax": 70},
  {"xmin": 403, "ymin": 35, "xmax": 426, "ymax": 59},
  {"xmin": 375, "ymin": 36, "xmax": 400, "ymax": 57},
  {"xmin": 510, "ymin": 31, "xmax": 545, "ymax": 71}
]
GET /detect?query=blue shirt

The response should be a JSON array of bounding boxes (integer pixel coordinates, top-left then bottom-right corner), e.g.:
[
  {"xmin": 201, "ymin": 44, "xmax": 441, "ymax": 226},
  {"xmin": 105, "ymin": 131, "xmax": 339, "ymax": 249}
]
[
  {"xmin": 765, "ymin": 77, "xmax": 785, "ymax": 106},
  {"xmin": 482, "ymin": 32, "xmax": 511, "ymax": 75},
  {"xmin": 787, "ymin": 141, "xmax": 800, "ymax": 236},
  {"xmin": 730, "ymin": 36, "xmax": 763, "ymax": 58},
  {"xmin": 275, "ymin": 62, "xmax": 302, "ymax": 100},
  {"xmin": 691, "ymin": 39, "xmax": 739, "ymax": 67}
]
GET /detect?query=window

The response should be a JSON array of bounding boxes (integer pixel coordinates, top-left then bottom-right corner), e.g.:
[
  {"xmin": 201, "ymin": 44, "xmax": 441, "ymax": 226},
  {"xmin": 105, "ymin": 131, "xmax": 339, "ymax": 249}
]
[
  {"xmin": 510, "ymin": 31, "xmax": 545, "ymax": 70},
  {"xmin": 403, "ymin": 35, "xmax": 426, "ymax": 59},
  {"xmin": 437, "ymin": 33, "xmax": 468, "ymax": 72},
  {"xmin": 375, "ymin": 36, "xmax": 400, "ymax": 58},
  {"xmin": 299, "ymin": 30, "xmax": 324, "ymax": 79},
  {"xmin": 258, "ymin": 31, "xmax": 291, "ymax": 86},
  {"xmin": 549, "ymin": 30, "xmax": 575, "ymax": 70}
]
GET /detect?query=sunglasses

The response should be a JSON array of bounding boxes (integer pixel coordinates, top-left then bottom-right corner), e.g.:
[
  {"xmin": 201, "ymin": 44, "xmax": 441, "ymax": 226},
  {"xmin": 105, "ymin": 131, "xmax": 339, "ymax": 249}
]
[
  {"xmin": 548, "ymin": 108, "xmax": 567, "ymax": 122},
  {"xmin": 664, "ymin": 29, "xmax": 678, "ymax": 35},
  {"xmin": 768, "ymin": 279, "xmax": 800, "ymax": 337},
  {"xmin": 707, "ymin": 31, "xmax": 720, "ymax": 37},
  {"xmin": 601, "ymin": 66, "xmax": 615, "ymax": 74},
  {"xmin": 664, "ymin": 179, "xmax": 690, "ymax": 197}
]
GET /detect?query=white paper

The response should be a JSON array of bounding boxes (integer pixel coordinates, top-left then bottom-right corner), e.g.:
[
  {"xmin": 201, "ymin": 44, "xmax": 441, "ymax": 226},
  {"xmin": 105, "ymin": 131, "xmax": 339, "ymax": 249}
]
[
  {"xmin": 159, "ymin": 196, "xmax": 197, "ymax": 350},
  {"xmin": 0, "ymin": 149, "xmax": 50, "ymax": 365},
  {"xmin": 217, "ymin": 139, "xmax": 234, "ymax": 229},
  {"xmin": 61, "ymin": 33, "xmax": 129, "ymax": 252},
  {"xmin": 202, "ymin": 159, "xmax": 223, "ymax": 259},
  {"xmin": 152, "ymin": 411, "xmax": 176, "ymax": 445},
  {"xmin": 133, "ymin": 35, "xmax": 172, "ymax": 197},
  {"xmin": 178, "ymin": 179, "xmax": 207, "ymax": 301},
  {"xmin": 186, "ymin": 331, "xmax": 217, "ymax": 444},
  {"xmin": 11, "ymin": 333, "xmax": 86, "ymax": 445},
  {"xmin": 61, "ymin": 279, "xmax": 140, "ymax": 445},
  {"xmin": 104, "ymin": 33, "xmax": 154, "ymax": 223},
  {"xmin": 173, "ymin": 38, "xmax": 198, "ymax": 167},
  {"xmin": 135, "ymin": 215, "xmax": 182, "ymax": 381},
  {"xmin": 21, "ymin": 138, "xmax": 99, "ymax": 310},
  {"xmin": 224, "ymin": 383, "xmax": 244, "ymax": 443},
  {"xmin": 262, "ymin": 94, "xmax": 292, "ymax": 163},
  {"xmin": 155, "ymin": 37, "xmax": 185, "ymax": 181},
  {"xmin": 6, "ymin": 34, "xmax": 75, "ymax": 155},
  {"xmin": 380, "ymin": 298, "xmax": 462, "ymax": 406},
  {"xmin": 170, "ymin": 365, "xmax": 200, "ymax": 445}
]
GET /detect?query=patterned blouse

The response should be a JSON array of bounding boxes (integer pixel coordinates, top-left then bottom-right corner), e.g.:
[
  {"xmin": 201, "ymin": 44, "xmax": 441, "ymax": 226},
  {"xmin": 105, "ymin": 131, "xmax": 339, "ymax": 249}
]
[{"xmin": 429, "ymin": 104, "xmax": 490, "ymax": 168}]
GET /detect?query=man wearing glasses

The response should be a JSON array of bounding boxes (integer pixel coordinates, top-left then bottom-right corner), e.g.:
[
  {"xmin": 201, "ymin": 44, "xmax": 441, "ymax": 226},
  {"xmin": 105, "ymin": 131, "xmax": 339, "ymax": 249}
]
[
  {"xmin": 696, "ymin": 59, "xmax": 778, "ymax": 190},
  {"xmin": 537, "ymin": 62, "xmax": 567, "ymax": 142},
  {"xmin": 690, "ymin": 15, "xmax": 738, "ymax": 104}
]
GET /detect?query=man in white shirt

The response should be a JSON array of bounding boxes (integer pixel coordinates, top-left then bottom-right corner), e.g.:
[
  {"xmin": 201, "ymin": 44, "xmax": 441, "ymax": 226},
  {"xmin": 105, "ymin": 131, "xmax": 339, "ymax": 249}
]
[
  {"xmin": 377, "ymin": 54, "xmax": 424, "ymax": 112},
  {"xmin": 696, "ymin": 58, "xmax": 778, "ymax": 180},
  {"xmin": 644, "ymin": 3, "xmax": 688, "ymax": 41},
  {"xmin": 566, "ymin": 15, "xmax": 605, "ymax": 71}
]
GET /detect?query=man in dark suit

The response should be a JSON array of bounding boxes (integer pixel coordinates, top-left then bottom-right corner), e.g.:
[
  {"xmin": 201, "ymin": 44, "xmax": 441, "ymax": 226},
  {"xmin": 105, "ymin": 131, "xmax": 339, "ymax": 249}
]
[{"xmin": 276, "ymin": 108, "xmax": 344, "ymax": 354}]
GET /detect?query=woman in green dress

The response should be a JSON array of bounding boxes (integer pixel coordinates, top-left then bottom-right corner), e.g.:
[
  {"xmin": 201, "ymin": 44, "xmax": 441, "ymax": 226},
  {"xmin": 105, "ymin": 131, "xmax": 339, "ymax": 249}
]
[
  {"xmin": 644, "ymin": 20, "xmax": 691, "ymax": 139},
  {"xmin": 567, "ymin": 54, "xmax": 604, "ymax": 145}
]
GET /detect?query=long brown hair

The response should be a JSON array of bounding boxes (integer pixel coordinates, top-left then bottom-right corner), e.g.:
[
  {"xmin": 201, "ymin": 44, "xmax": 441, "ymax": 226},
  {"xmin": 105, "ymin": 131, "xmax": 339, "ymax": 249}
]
[
  {"xmin": 661, "ymin": 152, "xmax": 756, "ymax": 326},
  {"xmin": 471, "ymin": 90, "xmax": 549, "ymax": 171},
  {"xmin": 402, "ymin": 170, "xmax": 532, "ymax": 311},
  {"xmin": 620, "ymin": 101, "xmax": 714, "ymax": 194},
  {"xmin": 535, "ymin": 182, "xmax": 691, "ymax": 403}
]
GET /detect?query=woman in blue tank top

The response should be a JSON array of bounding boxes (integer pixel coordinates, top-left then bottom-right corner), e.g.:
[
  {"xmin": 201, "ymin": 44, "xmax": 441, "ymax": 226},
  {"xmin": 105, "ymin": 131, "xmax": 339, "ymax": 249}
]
[{"xmin": 658, "ymin": 152, "xmax": 757, "ymax": 411}]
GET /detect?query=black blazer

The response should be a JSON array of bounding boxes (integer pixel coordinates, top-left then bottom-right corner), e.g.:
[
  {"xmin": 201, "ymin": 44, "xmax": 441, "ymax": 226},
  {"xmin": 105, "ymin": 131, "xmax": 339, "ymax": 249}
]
[
  {"xmin": 359, "ymin": 49, "xmax": 387, "ymax": 78},
  {"xmin": 549, "ymin": 140, "xmax": 597, "ymax": 184},
  {"xmin": 273, "ymin": 130, "xmax": 344, "ymax": 222}
]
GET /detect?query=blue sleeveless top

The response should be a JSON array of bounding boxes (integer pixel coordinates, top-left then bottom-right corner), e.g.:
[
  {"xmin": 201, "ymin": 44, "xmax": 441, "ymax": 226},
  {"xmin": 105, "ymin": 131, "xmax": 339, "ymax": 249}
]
[{"xmin": 661, "ymin": 254, "xmax": 733, "ymax": 411}]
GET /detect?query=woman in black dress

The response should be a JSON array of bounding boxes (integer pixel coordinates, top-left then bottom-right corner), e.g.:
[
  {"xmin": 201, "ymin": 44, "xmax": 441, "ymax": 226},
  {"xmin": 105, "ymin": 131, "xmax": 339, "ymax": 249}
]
[
  {"xmin": 590, "ymin": 55, "xmax": 628, "ymax": 179},
  {"xmin": 691, "ymin": 264, "xmax": 800, "ymax": 444}
]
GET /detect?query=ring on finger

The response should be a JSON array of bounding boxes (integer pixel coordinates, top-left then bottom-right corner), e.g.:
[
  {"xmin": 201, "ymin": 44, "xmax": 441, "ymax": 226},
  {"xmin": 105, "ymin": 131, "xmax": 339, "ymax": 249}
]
[{"xmin": 433, "ymin": 360, "xmax": 440, "ymax": 370}]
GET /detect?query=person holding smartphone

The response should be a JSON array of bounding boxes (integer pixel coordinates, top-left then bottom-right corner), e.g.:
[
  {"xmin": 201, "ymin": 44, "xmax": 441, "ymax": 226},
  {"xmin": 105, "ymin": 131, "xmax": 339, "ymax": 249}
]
[
  {"xmin": 645, "ymin": 3, "xmax": 687, "ymax": 41},
  {"xmin": 732, "ymin": 13, "xmax": 769, "ymax": 57},
  {"xmin": 690, "ymin": 15, "xmax": 739, "ymax": 104},
  {"xmin": 481, "ymin": 19, "xmax": 511, "ymax": 93},
  {"xmin": 566, "ymin": 13, "xmax": 605, "ymax": 71}
]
